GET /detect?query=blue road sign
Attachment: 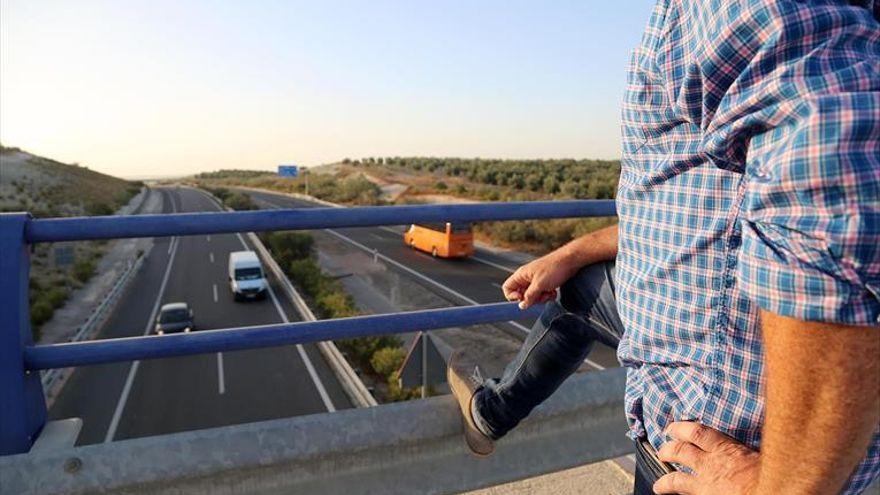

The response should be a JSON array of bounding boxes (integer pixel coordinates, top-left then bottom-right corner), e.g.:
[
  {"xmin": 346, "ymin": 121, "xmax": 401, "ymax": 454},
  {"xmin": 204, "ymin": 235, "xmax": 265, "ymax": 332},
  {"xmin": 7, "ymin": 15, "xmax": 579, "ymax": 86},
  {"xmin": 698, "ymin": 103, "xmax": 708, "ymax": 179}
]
[
  {"xmin": 53, "ymin": 245, "xmax": 75, "ymax": 267},
  {"xmin": 278, "ymin": 165, "xmax": 298, "ymax": 178}
]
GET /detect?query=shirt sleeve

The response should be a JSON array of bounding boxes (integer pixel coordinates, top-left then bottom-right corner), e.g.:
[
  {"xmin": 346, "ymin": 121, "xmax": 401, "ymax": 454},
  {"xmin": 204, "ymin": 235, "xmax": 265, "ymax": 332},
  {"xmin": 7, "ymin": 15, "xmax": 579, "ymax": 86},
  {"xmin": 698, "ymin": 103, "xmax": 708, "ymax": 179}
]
[{"xmin": 670, "ymin": 0, "xmax": 880, "ymax": 325}]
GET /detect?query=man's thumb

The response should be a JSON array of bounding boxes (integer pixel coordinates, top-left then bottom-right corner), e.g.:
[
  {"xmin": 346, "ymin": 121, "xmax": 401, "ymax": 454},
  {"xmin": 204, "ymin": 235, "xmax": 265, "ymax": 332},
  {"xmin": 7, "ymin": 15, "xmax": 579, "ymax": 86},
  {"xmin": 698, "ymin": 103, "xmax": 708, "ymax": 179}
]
[{"xmin": 519, "ymin": 282, "xmax": 543, "ymax": 309}]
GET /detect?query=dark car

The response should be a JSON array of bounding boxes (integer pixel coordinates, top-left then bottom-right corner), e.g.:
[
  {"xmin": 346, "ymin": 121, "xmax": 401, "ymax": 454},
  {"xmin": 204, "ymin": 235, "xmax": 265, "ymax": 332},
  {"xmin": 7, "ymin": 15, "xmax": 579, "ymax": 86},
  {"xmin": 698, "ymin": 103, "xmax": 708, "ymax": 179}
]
[{"xmin": 155, "ymin": 302, "xmax": 194, "ymax": 335}]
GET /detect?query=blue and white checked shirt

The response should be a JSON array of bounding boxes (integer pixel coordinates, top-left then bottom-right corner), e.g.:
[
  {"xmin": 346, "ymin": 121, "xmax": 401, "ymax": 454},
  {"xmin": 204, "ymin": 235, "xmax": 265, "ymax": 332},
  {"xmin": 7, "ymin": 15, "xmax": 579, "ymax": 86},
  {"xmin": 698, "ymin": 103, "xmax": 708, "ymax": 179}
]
[{"xmin": 615, "ymin": 1, "xmax": 880, "ymax": 492}]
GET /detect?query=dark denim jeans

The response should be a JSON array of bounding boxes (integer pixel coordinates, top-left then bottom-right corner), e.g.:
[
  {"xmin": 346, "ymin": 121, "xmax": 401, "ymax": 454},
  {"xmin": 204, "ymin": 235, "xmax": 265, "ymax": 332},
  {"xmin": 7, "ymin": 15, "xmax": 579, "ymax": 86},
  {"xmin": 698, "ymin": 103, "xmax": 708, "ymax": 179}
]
[
  {"xmin": 634, "ymin": 438, "xmax": 669, "ymax": 495},
  {"xmin": 472, "ymin": 260, "xmax": 625, "ymax": 439}
]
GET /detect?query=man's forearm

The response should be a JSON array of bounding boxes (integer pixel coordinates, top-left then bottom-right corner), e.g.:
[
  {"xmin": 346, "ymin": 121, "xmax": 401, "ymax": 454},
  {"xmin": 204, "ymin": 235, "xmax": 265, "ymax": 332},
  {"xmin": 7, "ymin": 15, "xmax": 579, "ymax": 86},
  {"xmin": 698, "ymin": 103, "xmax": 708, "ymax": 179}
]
[
  {"xmin": 556, "ymin": 223, "xmax": 618, "ymax": 269},
  {"xmin": 757, "ymin": 311, "xmax": 880, "ymax": 494}
]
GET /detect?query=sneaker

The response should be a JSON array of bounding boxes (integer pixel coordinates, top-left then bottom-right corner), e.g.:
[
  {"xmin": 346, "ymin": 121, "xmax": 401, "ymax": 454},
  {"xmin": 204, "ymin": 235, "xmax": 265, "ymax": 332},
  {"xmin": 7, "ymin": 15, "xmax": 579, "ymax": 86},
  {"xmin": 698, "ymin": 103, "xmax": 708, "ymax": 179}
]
[{"xmin": 447, "ymin": 351, "xmax": 495, "ymax": 457}]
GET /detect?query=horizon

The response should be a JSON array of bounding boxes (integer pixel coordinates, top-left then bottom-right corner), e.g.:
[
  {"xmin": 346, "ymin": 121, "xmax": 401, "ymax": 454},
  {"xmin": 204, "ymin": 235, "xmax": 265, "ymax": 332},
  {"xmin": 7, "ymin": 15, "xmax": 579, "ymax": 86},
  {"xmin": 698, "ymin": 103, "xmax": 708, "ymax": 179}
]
[{"xmin": 1, "ymin": 1, "xmax": 654, "ymax": 178}]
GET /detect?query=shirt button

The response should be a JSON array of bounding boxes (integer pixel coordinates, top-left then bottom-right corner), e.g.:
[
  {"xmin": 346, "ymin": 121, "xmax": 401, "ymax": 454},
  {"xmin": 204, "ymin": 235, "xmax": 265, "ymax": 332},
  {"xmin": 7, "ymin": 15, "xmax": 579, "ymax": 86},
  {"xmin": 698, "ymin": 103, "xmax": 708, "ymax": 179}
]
[{"xmin": 753, "ymin": 167, "xmax": 772, "ymax": 182}]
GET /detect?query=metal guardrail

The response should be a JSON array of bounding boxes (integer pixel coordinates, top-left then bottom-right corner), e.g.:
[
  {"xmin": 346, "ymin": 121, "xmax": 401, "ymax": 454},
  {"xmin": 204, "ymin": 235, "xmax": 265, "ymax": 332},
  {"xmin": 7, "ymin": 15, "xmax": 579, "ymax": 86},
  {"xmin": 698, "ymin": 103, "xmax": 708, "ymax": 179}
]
[
  {"xmin": 198, "ymin": 188, "xmax": 378, "ymax": 408},
  {"xmin": 25, "ymin": 200, "xmax": 616, "ymax": 242},
  {"xmin": 1, "ymin": 199, "xmax": 616, "ymax": 459},
  {"xmin": 24, "ymin": 303, "xmax": 544, "ymax": 370},
  {"xmin": 0, "ymin": 369, "xmax": 630, "ymax": 495},
  {"xmin": 40, "ymin": 254, "xmax": 145, "ymax": 394},
  {"xmin": 247, "ymin": 230, "xmax": 378, "ymax": 408},
  {"xmin": 40, "ymin": 188, "xmax": 151, "ymax": 398}
]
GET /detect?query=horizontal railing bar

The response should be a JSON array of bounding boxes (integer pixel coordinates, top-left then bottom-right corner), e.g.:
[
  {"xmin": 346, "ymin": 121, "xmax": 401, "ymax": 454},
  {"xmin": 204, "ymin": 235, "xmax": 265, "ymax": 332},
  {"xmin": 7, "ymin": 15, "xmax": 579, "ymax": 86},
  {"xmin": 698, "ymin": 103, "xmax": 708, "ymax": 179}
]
[
  {"xmin": 24, "ymin": 200, "xmax": 616, "ymax": 243},
  {"xmin": 24, "ymin": 302, "xmax": 543, "ymax": 370}
]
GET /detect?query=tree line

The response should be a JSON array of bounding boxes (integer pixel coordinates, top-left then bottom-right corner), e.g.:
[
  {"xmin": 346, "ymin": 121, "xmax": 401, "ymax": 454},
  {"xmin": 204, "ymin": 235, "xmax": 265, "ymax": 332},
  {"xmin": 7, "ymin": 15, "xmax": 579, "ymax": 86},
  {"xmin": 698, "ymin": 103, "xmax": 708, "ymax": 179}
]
[{"xmin": 344, "ymin": 157, "xmax": 620, "ymax": 200}]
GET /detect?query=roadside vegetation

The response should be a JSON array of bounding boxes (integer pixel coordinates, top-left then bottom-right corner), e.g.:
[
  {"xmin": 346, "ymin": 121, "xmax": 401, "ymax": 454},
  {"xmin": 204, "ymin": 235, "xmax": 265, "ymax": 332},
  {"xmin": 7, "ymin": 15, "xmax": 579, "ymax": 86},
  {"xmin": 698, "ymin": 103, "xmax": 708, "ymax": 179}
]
[
  {"xmin": 195, "ymin": 170, "xmax": 382, "ymax": 205},
  {"xmin": 259, "ymin": 231, "xmax": 419, "ymax": 402},
  {"xmin": 212, "ymin": 187, "xmax": 418, "ymax": 401},
  {"xmin": 348, "ymin": 156, "xmax": 620, "ymax": 201},
  {"xmin": 350, "ymin": 157, "xmax": 619, "ymax": 253},
  {"xmin": 1, "ymin": 144, "xmax": 142, "ymax": 340},
  {"xmin": 192, "ymin": 156, "xmax": 619, "ymax": 254},
  {"xmin": 204, "ymin": 186, "xmax": 258, "ymax": 211}
]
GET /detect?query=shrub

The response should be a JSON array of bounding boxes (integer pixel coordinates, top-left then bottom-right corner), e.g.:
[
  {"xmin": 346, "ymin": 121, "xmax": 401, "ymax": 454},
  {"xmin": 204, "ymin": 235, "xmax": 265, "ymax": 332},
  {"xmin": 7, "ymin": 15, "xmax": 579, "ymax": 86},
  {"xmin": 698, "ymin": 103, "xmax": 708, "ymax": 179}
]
[
  {"xmin": 386, "ymin": 380, "xmax": 422, "ymax": 401},
  {"xmin": 435, "ymin": 181, "xmax": 448, "ymax": 190},
  {"xmin": 45, "ymin": 287, "xmax": 69, "ymax": 309},
  {"xmin": 288, "ymin": 258, "xmax": 325, "ymax": 298},
  {"xmin": 337, "ymin": 335, "xmax": 401, "ymax": 368},
  {"xmin": 370, "ymin": 346, "xmax": 407, "ymax": 379},
  {"xmin": 264, "ymin": 231, "xmax": 312, "ymax": 263},
  {"xmin": 30, "ymin": 300, "xmax": 54, "ymax": 328},
  {"xmin": 72, "ymin": 260, "xmax": 96, "ymax": 283},
  {"xmin": 208, "ymin": 187, "xmax": 231, "ymax": 202},
  {"xmin": 316, "ymin": 291, "xmax": 358, "ymax": 319},
  {"xmin": 224, "ymin": 192, "xmax": 257, "ymax": 211},
  {"xmin": 86, "ymin": 202, "xmax": 114, "ymax": 216}
]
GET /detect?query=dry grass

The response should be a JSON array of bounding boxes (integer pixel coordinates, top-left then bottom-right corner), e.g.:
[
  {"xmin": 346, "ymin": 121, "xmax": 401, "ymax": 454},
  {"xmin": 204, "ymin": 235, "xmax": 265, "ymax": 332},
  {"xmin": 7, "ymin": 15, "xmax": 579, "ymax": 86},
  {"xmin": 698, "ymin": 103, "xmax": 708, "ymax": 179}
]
[{"xmin": 1, "ymin": 145, "xmax": 140, "ymax": 339}]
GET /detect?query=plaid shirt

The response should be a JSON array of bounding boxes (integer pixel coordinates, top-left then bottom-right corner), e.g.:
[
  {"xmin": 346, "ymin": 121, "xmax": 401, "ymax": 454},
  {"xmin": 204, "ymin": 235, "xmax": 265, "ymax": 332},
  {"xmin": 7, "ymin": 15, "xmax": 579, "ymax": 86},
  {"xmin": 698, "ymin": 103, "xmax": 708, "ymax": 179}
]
[{"xmin": 616, "ymin": 1, "xmax": 880, "ymax": 492}]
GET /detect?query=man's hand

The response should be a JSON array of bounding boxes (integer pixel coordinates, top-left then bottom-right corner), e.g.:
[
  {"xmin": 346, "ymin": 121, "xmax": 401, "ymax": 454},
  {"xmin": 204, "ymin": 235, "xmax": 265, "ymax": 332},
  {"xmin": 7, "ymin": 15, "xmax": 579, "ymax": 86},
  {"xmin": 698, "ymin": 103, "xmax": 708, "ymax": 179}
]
[
  {"xmin": 501, "ymin": 224, "xmax": 619, "ymax": 309},
  {"xmin": 502, "ymin": 250, "xmax": 580, "ymax": 309},
  {"xmin": 653, "ymin": 422, "xmax": 760, "ymax": 495}
]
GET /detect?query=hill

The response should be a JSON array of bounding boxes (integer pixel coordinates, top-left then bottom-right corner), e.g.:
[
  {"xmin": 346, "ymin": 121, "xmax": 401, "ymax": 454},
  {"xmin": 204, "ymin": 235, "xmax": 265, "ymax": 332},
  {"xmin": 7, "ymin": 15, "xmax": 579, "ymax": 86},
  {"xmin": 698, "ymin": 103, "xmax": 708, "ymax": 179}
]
[
  {"xmin": 0, "ymin": 145, "xmax": 142, "ymax": 339},
  {"xmin": 0, "ymin": 144, "xmax": 141, "ymax": 217}
]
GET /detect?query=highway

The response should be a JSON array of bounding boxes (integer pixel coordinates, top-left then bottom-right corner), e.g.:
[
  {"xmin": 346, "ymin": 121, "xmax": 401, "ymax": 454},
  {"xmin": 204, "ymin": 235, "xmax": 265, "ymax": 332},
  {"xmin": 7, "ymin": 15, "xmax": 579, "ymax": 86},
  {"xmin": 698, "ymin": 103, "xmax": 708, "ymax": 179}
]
[
  {"xmin": 238, "ymin": 188, "xmax": 621, "ymax": 371},
  {"xmin": 48, "ymin": 187, "xmax": 352, "ymax": 445}
]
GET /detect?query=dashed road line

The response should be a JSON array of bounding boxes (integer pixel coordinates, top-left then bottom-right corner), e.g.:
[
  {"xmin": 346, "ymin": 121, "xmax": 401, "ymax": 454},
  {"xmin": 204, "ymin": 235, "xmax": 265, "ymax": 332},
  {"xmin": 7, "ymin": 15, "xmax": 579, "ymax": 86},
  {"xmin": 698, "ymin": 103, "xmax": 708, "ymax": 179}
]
[
  {"xmin": 231, "ymin": 226, "xmax": 336, "ymax": 412},
  {"xmin": 213, "ymin": 284, "xmax": 218, "ymax": 303},
  {"xmin": 249, "ymin": 190, "xmax": 608, "ymax": 372},
  {"xmin": 320, "ymin": 228, "xmax": 606, "ymax": 371},
  {"xmin": 209, "ymin": 252, "xmax": 214, "ymax": 263},
  {"xmin": 217, "ymin": 353, "xmax": 226, "ymax": 395},
  {"xmin": 473, "ymin": 255, "xmax": 516, "ymax": 273},
  {"xmin": 105, "ymin": 196, "xmax": 180, "ymax": 442}
]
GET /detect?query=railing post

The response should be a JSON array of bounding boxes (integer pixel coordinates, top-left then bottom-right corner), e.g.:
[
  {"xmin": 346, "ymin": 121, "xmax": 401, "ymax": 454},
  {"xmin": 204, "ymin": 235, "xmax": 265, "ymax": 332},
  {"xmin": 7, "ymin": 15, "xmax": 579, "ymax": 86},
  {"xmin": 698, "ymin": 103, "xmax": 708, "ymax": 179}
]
[{"xmin": 0, "ymin": 213, "xmax": 47, "ymax": 455}]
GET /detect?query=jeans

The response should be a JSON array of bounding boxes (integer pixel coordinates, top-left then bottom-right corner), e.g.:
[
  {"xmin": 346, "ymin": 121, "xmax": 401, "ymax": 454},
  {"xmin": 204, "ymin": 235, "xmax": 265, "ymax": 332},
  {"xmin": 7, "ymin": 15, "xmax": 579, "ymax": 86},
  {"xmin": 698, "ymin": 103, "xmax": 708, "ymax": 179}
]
[
  {"xmin": 472, "ymin": 260, "xmax": 625, "ymax": 439},
  {"xmin": 634, "ymin": 438, "xmax": 672, "ymax": 495}
]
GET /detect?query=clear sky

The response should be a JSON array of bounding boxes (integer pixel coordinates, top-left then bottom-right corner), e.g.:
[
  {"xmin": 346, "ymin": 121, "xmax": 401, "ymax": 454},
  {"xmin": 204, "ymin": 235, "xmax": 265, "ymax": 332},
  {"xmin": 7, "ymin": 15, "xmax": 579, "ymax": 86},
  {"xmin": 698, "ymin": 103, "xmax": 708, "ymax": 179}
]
[{"xmin": 1, "ymin": 1, "xmax": 655, "ymax": 178}]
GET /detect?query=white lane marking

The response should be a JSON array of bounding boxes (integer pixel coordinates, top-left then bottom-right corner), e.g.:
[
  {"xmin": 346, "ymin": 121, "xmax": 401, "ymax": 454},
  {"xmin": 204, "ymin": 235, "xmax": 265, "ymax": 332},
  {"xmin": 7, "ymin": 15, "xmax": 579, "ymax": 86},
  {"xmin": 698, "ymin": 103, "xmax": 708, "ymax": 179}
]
[
  {"xmin": 209, "ymin": 252, "xmax": 214, "ymax": 263},
  {"xmin": 206, "ymin": 235, "xmax": 211, "ymax": 242},
  {"xmin": 167, "ymin": 236, "xmax": 176, "ymax": 254},
  {"xmin": 217, "ymin": 353, "xmax": 226, "ymax": 395},
  {"xmin": 322, "ymin": 229, "xmax": 607, "ymax": 371},
  {"xmin": 105, "ymin": 198, "xmax": 181, "ymax": 442},
  {"xmin": 369, "ymin": 232, "xmax": 385, "ymax": 241},
  {"xmin": 213, "ymin": 284, "xmax": 218, "ymax": 303},
  {"xmin": 233, "ymin": 227, "xmax": 336, "ymax": 412},
  {"xmin": 491, "ymin": 282, "xmax": 503, "ymax": 289},
  {"xmin": 472, "ymin": 255, "xmax": 516, "ymax": 274},
  {"xmin": 379, "ymin": 226, "xmax": 403, "ymax": 235},
  {"xmin": 243, "ymin": 190, "xmax": 606, "ymax": 372}
]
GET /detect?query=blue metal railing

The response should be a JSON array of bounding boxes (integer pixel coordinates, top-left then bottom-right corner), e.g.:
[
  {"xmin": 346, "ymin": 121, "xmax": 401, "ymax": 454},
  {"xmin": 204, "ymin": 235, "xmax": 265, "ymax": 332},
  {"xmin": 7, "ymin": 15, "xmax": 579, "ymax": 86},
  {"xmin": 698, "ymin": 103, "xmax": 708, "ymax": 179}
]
[
  {"xmin": 25, "ymin": 303, "xmax": 543, "ymax": 370},
  {"xmin": 0, "ymin": 199, "xmax": 616, "ymax": 456}
]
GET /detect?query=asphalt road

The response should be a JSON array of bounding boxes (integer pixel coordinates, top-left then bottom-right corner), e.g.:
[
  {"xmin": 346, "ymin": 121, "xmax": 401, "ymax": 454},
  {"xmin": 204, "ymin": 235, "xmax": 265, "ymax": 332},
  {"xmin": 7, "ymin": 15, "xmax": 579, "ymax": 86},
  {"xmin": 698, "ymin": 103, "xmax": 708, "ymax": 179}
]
[
  {"xmin": 49, "ymin": 187, "xmax": 352, "ymax": 445},
  {"xmin": 238, "ymin": 188, "xmax": 620, "ymax": 371}
]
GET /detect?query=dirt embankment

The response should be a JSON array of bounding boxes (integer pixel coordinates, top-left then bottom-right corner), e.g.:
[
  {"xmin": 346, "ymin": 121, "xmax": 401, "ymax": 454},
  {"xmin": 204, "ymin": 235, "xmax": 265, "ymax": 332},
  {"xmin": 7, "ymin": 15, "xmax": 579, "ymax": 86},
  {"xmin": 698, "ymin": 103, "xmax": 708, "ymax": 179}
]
[{"xmin": 1, "ymin": 145, "xmax": 141, "ymax": 340}]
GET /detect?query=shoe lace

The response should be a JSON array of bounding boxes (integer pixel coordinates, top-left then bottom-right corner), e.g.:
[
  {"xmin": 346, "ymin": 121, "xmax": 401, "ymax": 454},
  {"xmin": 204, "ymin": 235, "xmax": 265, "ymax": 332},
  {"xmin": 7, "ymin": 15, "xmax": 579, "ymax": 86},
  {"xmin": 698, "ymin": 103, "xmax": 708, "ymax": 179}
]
[{"xmin": 469, "ymin": 366, "xmax": 484, "ymax": 386}]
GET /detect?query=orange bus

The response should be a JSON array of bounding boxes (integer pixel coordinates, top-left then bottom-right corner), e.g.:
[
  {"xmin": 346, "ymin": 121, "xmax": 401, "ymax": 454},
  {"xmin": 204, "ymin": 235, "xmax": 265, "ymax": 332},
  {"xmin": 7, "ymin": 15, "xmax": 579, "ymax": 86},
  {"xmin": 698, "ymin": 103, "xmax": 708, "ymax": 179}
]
[{"xmin": 403, "ymin": 222, "xmax": 475, "ymax": 258}]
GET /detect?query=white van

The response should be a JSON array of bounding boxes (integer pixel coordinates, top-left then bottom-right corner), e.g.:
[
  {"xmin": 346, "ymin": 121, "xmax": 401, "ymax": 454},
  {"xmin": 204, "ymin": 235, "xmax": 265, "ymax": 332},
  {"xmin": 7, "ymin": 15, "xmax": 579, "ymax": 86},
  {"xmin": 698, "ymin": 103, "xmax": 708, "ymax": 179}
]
[{"xmin": 228, "ymin": 251, "xmax": 268, "ymax": 301}]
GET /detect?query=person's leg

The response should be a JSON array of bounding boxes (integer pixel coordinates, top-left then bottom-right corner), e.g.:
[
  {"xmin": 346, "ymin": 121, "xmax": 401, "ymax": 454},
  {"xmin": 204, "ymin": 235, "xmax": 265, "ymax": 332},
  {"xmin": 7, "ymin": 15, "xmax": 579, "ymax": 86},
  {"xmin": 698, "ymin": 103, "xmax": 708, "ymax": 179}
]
[{"xmin": 470, "ymin": 260, "xmax": 623, "ymax": 440}]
